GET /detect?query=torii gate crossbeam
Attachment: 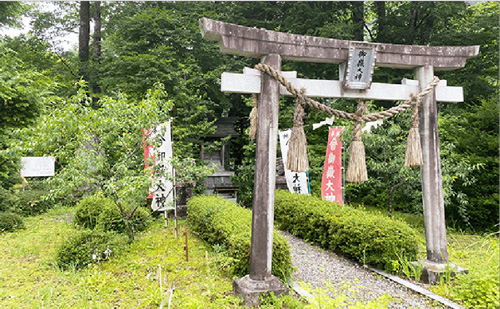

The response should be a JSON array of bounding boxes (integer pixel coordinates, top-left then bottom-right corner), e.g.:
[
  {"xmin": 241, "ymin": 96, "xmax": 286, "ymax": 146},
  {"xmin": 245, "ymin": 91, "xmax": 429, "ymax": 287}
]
[{"xmin": 199, "ymin": 18, "xmax": 478, "ymax": 304}]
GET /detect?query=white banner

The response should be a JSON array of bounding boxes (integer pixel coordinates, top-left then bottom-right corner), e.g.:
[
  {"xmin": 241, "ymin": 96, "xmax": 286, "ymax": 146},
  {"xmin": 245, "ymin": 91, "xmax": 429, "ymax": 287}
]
[
  {"xmin": 148, "ymin": 121, "xmax": 174, "ymax": 211},
  {"xmin": 279, "ymin": 129, "xmax": 309, "ymax": 194}
]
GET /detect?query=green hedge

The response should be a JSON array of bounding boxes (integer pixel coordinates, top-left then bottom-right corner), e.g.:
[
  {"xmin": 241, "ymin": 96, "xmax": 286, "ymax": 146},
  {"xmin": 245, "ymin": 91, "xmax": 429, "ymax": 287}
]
[
  {"xmin": 187, "ymin": 195, "xmax": 293, "ymax": 281},
  {"xmin": 274, "ymin": 190, "xmax": 418, "ymax": 272}
]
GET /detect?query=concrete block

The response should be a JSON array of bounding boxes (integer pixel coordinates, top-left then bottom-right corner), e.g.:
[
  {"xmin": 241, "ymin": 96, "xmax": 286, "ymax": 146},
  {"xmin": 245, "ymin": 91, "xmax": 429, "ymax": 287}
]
[
  {"xmin": 411, "ymin": 259, "xmax": 469, "ymax": 284},
  {"xmin": 233, "ymin": 275, "xmax": 289, "ymax": 307}
]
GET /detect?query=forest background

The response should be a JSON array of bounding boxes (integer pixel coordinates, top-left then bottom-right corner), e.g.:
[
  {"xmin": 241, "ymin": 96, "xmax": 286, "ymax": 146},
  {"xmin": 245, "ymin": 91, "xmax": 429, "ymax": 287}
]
[{"xmin": 0, "ymin": 1, "xmax": 498, "ymax": 231}]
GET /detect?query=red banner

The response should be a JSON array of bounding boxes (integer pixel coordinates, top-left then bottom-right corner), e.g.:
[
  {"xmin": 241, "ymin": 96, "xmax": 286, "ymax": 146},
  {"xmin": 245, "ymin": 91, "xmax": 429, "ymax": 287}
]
[
  {"xmin": 143, "ymin": 128, "xmax": 155, "ymax": 198},
  {"xmin": 321, "ymin": 128, "xmax": 343, "ymax": 204}
]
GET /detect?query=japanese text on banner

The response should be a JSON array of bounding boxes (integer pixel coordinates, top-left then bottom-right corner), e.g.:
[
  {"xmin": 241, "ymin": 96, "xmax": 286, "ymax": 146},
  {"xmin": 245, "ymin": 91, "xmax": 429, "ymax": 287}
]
[
  {"xmin": 321, "ymin": 128, "xmax": 343, "ymax": 204},
  {"xmin": 143, "ymin": 121, "xmax": 174, "ymax": 211},
  {"xmin": 279, "ymin": 129, "xmax": 309, "ymax": 194}
]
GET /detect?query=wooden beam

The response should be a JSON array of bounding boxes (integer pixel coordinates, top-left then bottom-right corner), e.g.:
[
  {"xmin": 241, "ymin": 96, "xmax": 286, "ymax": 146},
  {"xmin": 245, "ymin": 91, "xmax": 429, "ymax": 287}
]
[
  {"xmin": 200, "ymin": 18, "xmax": 479, "ymax": 70},
  {"xmin": 221, "ymin": 68, "xmax": 463, "ymax": 102}
]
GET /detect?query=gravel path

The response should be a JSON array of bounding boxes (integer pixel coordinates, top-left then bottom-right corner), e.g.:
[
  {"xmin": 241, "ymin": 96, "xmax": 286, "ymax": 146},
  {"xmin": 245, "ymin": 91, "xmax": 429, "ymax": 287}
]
[{"xmin": 281, "ymin": 231, "xmax": 446, "ymax": 308}]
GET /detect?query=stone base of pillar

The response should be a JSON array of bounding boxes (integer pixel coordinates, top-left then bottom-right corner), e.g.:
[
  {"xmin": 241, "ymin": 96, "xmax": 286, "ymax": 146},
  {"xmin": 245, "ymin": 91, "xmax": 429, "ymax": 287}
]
[
  {"xmin": 233, "ymin": 275, "xmax": 289, "ymax": 307},
  {"xmin": 411, "ymin": 259, "xmax": 469, "ymax": 284}
]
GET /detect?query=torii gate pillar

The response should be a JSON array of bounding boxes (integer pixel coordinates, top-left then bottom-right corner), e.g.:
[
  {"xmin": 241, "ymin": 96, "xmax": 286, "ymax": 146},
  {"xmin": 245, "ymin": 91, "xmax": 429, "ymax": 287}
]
[
  {"xmin": 231, "ymin": 54, "xmax": 289, "ymax": 306},
  {"xmin": 415, "ymin": 65, "xmax": 448, "ymax": 263}
]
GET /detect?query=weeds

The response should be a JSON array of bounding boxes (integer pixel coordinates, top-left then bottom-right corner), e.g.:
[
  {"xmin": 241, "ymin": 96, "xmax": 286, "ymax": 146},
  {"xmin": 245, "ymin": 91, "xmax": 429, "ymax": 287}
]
[{"xmin": 0, "ymin": 204, "xmax": 498, "ymax": 308}]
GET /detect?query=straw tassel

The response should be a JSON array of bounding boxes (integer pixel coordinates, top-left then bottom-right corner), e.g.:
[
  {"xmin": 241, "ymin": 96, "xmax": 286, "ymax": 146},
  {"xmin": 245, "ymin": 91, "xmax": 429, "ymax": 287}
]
[
  {"xmin": 346, "ymin": 100, "xmax": 368, "ymax": 182},
  {"xmin": 286, "ymin": 89, "xmax": 309, "ymax": 172},
  {"xmin": 249, "ymin": 94, "xmax": 258, "ymax": 141},
  {"xmin": 405, "ymin": 95, "xmax": 423, "ymax": 168}
]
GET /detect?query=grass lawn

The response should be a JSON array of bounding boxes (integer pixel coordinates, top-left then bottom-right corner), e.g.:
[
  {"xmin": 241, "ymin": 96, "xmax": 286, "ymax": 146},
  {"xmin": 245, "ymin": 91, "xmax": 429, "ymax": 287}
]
[
  {"xmin": 0, "ymin": 206, "xmax": 241, "ymax": 308},
  {"xmin": 1, "ymin": 204, "xmax": 498, "ymax": 308},
  {"xmin": 358, "ymin": 205, "xmax": 499, "ymax": 308}
]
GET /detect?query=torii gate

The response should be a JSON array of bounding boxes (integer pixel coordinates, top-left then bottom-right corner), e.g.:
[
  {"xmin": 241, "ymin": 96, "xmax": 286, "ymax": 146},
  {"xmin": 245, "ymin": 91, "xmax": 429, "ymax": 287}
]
[{"xmin": 199, "ymin": 18, "xmax": 479, "ymax": 304}]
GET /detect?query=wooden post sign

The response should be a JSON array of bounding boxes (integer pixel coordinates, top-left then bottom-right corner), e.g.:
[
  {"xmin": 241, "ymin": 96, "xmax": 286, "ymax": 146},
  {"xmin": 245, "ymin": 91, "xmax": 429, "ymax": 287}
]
[{"xmin": 199, "ymin": 18, "xmax": 479, "ymax": 300}]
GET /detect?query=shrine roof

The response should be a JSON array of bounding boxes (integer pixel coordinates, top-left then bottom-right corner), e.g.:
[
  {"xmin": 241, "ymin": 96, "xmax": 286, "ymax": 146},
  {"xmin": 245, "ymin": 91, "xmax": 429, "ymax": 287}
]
[{"xmin": 200, "ymin": 18, "xmax": 479, "ymax": 71}]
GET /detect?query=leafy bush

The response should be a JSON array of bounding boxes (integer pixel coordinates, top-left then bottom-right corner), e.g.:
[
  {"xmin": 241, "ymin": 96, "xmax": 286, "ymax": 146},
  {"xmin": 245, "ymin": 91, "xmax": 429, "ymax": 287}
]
[
  {"xmin": 0, "ymin": 212, "xmax": 25, "ymax": 232},
  {"xmin": 17, "ymin": 189, "xmax": 52, "ymax": 216},
  {"xmin": 0, "ymin": 187, "xmax": 20, "ymax": 213},
  {"xmin": 187, "ymin": 195, "xmax": 293, "ymax": 281},
  {"xmin": 274, "ymin": 190, "xmax": 418, "ymax": 272},
  {"xmin": 55, "ymin": 229, "xmax": 128, "ymax": 270},
  {"xmin": 95, "ymin": 204, "xmax": 150, "ymax": 234},
  {"xmin": 74, "ymin": 193, "xmax": 151, "ymax": 234},
  {"xmin": 74, "ymin": 193, "xmax": 113, "ymax": 229}
]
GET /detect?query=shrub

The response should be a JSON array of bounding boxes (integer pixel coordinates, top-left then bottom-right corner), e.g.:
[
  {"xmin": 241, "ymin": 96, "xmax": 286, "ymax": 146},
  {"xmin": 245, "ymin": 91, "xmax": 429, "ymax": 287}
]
[
  {"xmin": 74, "ymin": 193, "xmax": 151, "ymax": 234},
  {"xmin": 0, "ymin": 187, "xmax": 19, "ymax": 213},
  {"xmin": 0, "ymin": 212, "xmax": 25, "ymax": 232},
  {"xmin": 95, "ymin": 204, "xmax": 150, "ymax": 234},
  {"xmin": 74, "ymin": 193, "xmax": 114, "ymax": 229},
  {"xmin": 274, "ymin": 190, "xmax": 419, "ymax": 272},
  {"xmin": 55, "ymin": 229, "xmax": 128, "ymax": 270},
  {"xmin": 17, "ymin": 189, "xmax": 52, "ymax": 216},
  {"xmin": 187, "ymin": 195, "xmax": 293, "ymax": 281}
]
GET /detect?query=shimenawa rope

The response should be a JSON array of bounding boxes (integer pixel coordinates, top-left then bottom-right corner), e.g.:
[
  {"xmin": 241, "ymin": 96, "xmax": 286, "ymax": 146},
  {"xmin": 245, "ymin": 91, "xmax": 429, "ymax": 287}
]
[{"xmin": 250, "ymin": 63, "xmax": 439, "ymax": 182}]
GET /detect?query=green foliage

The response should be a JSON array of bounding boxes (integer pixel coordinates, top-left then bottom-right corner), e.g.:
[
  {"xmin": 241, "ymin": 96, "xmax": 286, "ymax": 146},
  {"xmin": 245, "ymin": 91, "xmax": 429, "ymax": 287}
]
[
  {"xmin": 298, "ymin": 280, "xmax": 393, "ymax": 308},
  {"xmin": 274, "ymin": 191, "xmax": 419, "ymax": 272},
  {"xmin": 16, "ymin": 188, "xmax": 52, "ymax": 216},
  {"xmin": 74, "ymin": 193, "xmax": 151, "ymax": 234},
  {"xmin": 440, "ymin": 96, "xmax": 499, "ymax": 230},
  {"xmin": 0, "ymin": 186, "xmax": 20, "ymax": 213},
  {"xmin": 98, "ymin": 2, "xmax": 249, "ymax": 158},
  {"xmin": 0, "ymin": 42, "xmax": 54, "ymax": 132},
  {"xmin": 259, "ymin": 291, "xmax": 303, "ymax": 308},
  {"xmin": 187, "ymin": 195, "xmax": 293, "ymax": 281},
  {"xmin": 432, "ymin": 233, "xmax": 499, "ymax": 308},
  {"xmin": 0, "ymin": 211, "xmax": 25, "ymax": 232},
  {"xmin": 96, "ymin": 204, "xmax": 150, "ymax": 235},
  {"xmin": 343, "ymin": 110, "xmax": 421, "ymax": 214},
  {"xmin": 231, "ymin": 134, "xmax": 256, "ymax": 207},
  {"xmin": 0, "ymin": 38, "xmax": 58, "ymax": 210},
  {"xmin": 74, "ymin": 193, "xmax": 115, "ymax": 230},
  {"xmin": 0, "ymin": 2, "xmax": 28, "ymax": 27},
  {"xmin": 55, "ymin": 229, "xmax": 128, "ymax": 270},
  {"xmin": 450, "ymin": 272, "xmax": 499, "ymax": 308},
  {"xmin": 19, "ymin": 81, "xmax": 178, "ymax": 239}
]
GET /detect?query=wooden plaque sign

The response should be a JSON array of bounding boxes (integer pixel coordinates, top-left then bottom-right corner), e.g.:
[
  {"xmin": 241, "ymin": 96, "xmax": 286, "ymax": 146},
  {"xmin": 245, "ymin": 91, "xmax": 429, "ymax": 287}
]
[{"xmin": 343, "ymin": 42, "xmax": 376, "ymax": 90}]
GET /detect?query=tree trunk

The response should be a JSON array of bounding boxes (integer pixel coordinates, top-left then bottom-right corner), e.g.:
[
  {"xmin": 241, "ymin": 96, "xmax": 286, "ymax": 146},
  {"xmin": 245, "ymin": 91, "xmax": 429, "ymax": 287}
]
[
  {"xmin": 92, "ymin": 1, "xmax": 101, "ymax": 63},
  {"xmin": 351, "ymin": 1, "xmax": 364, "ymax": 41},
  {"xmin": 79, "ymin": 1, "xmax": 90, "ymax": 80},
  {"xmin": 375, "ymin": 1, "xmax": 386, "ymax": 43},
  {"xmin": 91, "ymin": 1, "xmax": 102, "ymax": 99},
  {"xmin": 388, "ymin": 190, "xmax": 393, "ymax": 218}
]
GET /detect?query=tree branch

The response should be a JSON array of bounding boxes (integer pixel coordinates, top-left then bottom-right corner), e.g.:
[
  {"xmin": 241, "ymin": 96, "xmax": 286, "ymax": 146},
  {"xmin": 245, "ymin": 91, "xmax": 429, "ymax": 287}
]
[
  {"xmin": 364, "ymin": 23, "xmax": 375, "ymax": 42},
  {"xmin": 55, "ymin": 53, "xmax": 78, "ymax": 77}
]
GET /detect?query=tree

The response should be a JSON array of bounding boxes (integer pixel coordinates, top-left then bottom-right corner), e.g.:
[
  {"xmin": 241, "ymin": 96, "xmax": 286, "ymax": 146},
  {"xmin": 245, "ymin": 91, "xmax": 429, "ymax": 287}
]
[
  {"xmin": 78, "ymin": 1, "xmax": 90, "ymax": 80},
  {"xmin": 97, "ymin": 2, "xmax": 250, "ymax": 159},
  {"xmin": 19, "ymin": 82, "xmax": 210, "ymax": 239},
  {"xmin": 375, "ymin": 1, "xmax": 387, "ymax": 42},
  {"xmin": 350, "ymin": 1, "xmax": 365, "ymax": 41},
  {"xmin": 0, "ymin": 2, "xmax": 27, "ymax": 28},
  {"xmin": 0, "ymin": 38, "xmax": 58, "ymax": 211}
]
